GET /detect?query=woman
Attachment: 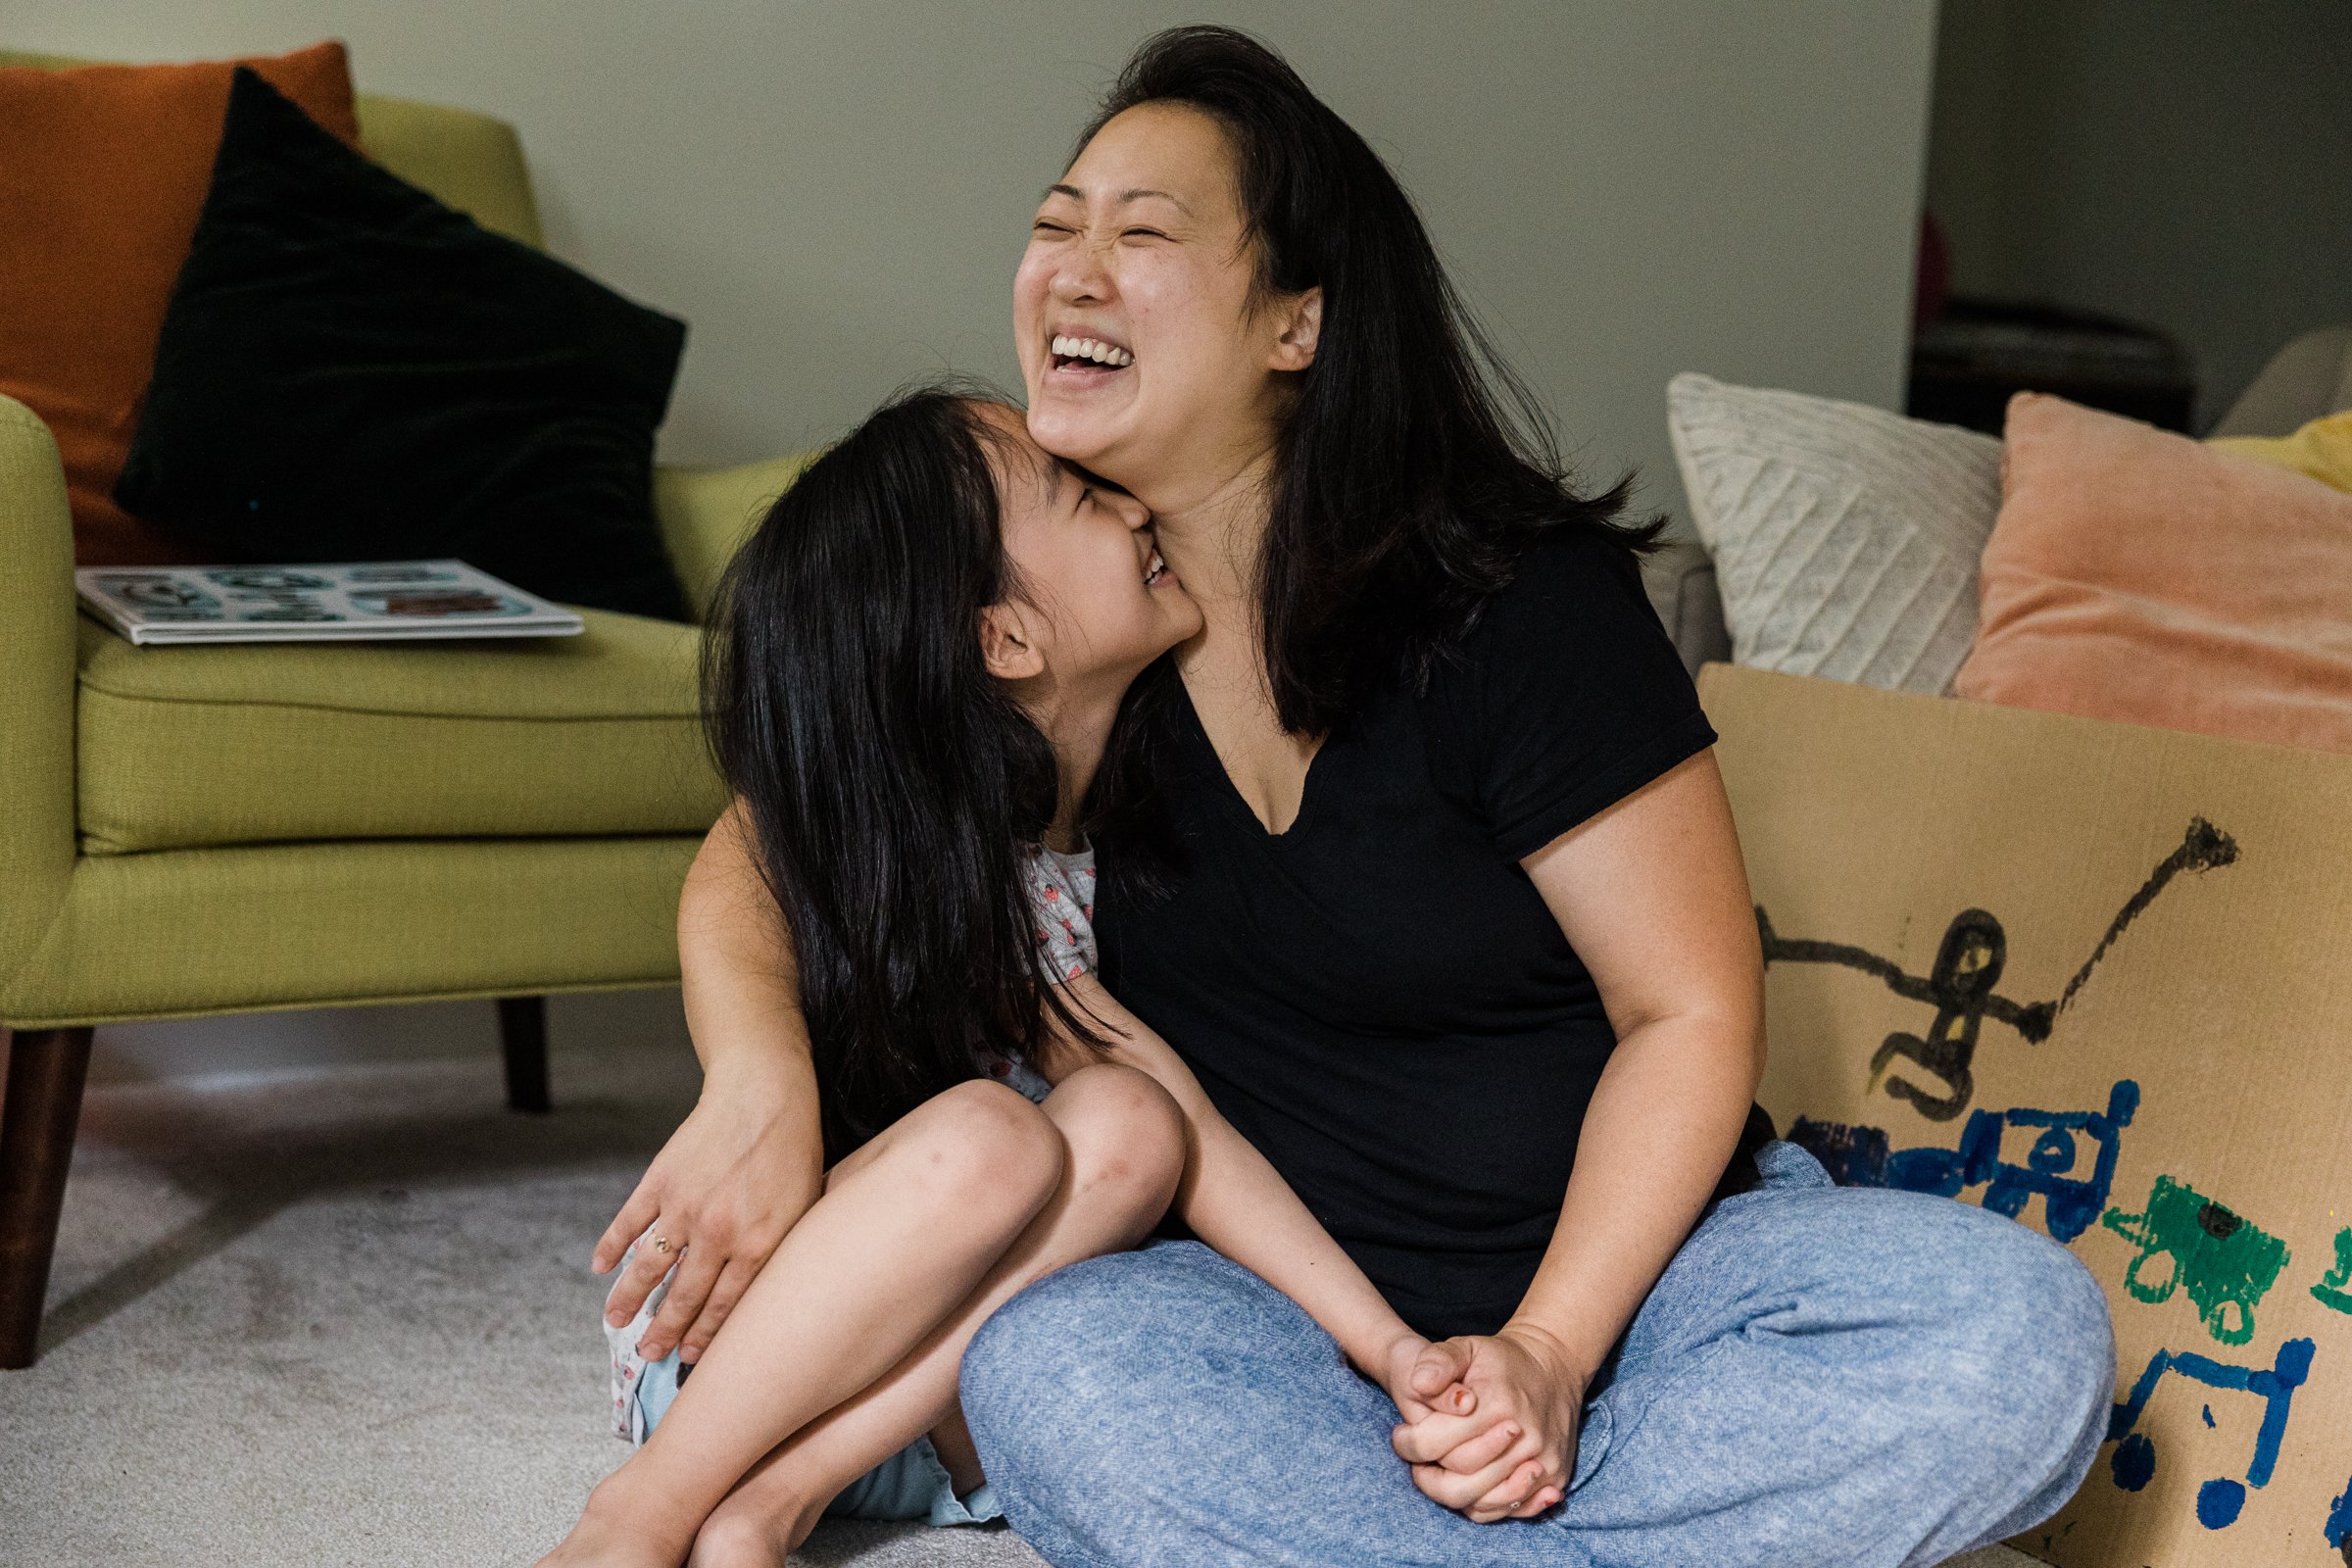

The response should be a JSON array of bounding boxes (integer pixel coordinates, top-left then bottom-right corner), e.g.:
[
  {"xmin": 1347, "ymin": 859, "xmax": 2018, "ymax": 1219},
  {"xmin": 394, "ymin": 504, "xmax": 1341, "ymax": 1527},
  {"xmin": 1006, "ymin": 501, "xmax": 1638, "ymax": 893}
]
[{"xmin": 598, "ymin": 26, "xmax": 2114, "ymax": 1566}]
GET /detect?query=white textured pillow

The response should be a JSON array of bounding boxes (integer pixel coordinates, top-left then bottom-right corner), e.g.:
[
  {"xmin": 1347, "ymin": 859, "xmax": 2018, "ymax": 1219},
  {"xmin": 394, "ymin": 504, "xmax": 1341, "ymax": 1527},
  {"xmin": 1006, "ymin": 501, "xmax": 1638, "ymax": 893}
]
[{"xmin": 1666, "ymin": 371, "xmax": 2002, "ymax": 694}]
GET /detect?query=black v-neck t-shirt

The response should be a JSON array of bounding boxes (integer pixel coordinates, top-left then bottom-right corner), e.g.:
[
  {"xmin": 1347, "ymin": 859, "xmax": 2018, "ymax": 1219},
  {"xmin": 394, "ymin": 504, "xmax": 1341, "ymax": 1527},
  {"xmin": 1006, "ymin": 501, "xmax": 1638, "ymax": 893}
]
[{"xmin": 1095, "ymin": 524, "xmax": 1722, "ymax": 1340}]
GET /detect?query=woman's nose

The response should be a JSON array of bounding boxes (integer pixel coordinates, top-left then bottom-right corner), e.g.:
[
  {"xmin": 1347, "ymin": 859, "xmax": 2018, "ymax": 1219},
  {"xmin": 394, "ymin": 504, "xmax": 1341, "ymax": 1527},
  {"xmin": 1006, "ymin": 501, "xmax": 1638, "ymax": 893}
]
[{"xmin": 1052, "ymin": 243, "xmax": 1113, "ymax": 303}]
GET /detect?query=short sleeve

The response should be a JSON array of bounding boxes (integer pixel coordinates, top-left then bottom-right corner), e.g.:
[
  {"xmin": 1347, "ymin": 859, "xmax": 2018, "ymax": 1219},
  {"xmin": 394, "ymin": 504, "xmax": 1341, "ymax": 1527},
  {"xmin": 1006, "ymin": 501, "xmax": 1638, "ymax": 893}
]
[
  {"xmin": 1022, "ymin": 845, "xmax": 1099, "ymax": 984},
  {"xmin": 1434, "ymin": 526, "xmax": 1718, "ymax": 862}
]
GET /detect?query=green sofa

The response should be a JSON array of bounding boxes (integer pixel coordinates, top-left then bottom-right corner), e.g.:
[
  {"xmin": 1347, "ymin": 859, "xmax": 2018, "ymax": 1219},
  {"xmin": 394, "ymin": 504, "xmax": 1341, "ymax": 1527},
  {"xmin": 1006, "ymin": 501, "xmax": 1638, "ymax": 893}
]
[{"xmin": 0, "ymin": 56, "xmax": 805, "ymax": 1368}]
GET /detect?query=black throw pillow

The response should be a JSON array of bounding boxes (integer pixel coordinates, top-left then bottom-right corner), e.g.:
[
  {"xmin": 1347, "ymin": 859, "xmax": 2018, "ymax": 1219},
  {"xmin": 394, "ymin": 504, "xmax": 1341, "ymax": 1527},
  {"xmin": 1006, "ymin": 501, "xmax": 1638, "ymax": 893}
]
[{"xmin": 116, "ymin": 67, "xmax": 691, "ymax": 621}]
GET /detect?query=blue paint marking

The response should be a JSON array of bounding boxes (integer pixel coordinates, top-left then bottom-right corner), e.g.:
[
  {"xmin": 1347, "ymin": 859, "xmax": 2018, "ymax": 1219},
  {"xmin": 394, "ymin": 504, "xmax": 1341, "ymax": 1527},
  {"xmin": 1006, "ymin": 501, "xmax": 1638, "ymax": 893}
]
[
  {"xmin": 2112, "ymin": 1433, "xmax": 2156, "ymax": 1492},
  {"xmin": 2326, "ymin": 1474, "xmax": 2352, "ymax": 1549},
  {"xmin": 2197, "ymin": 1479, "xmax": 2246, "ymax": 1529},
  {"xmin": 2104, "ymin": 1337, "xmax": 2316, "ymax": 1529},
  {"xmin": 1788, "ymin": 1080, "xmax": 2138, "ymax": 1242},
  {"xmin": 2202, "ymin": 1404, "xmax": 2216, "ymax": 1429}
]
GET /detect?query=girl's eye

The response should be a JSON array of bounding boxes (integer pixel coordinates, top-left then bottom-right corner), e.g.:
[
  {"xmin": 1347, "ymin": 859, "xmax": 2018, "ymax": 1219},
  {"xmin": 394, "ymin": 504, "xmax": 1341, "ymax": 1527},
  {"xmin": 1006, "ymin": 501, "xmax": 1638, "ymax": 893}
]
[{"xmin": 1121, "ymin": 228, "xmax": 1167, "ymax": 241}]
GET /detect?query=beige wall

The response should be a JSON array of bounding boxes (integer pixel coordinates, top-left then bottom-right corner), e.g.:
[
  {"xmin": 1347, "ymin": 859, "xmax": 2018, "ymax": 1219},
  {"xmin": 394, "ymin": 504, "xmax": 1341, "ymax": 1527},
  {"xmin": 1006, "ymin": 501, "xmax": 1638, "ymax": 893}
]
[
  {"xmin": 18, "ymin": 1, "xmax": 1938, "ymax": 544},
  {"xmin": 1925, "ymin": 0, "xmax": 2352, "ymax": 430}
]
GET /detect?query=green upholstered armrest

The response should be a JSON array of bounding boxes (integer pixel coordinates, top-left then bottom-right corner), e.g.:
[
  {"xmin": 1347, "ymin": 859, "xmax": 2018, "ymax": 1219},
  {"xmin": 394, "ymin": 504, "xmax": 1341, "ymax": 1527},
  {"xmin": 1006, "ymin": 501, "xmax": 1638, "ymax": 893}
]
[
  {"xmin": 355, "ymin": 93, "xmax": 543, "ymax": 248},
  {"xmin": 0, "ymin": 397, "xmax": 78, "ymax": 1009},
  {"xmin": 653, "ymin": 453, "xmax": 816, "ymax": 622}
]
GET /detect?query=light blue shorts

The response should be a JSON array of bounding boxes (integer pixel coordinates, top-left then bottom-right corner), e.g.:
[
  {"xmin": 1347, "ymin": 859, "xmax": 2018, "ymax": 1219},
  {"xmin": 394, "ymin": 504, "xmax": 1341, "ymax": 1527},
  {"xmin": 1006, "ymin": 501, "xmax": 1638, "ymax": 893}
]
[{"xmin": 633, "ymin": 1348, "xmax": 1003, "ymax": 1526}]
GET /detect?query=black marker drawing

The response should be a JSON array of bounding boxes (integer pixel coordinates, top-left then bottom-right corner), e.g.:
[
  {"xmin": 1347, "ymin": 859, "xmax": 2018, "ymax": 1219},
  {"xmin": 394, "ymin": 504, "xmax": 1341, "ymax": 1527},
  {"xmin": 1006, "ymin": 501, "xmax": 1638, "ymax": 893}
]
[
  {"xmin": 1758, "ymin": 817, "xmax": 2237, "ymax": 1120},
  {"xmin": 1870, "ymin": 908, "xmax": 2004, "ymax": 1119}
]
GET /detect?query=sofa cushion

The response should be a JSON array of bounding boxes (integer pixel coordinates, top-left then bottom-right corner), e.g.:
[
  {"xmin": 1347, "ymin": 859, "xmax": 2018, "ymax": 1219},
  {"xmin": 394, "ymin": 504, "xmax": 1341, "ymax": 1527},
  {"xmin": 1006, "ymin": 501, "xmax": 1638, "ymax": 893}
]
[
  {"xmin": 1956, "ymin": 393, "xmax": 2352, "ymax": 756},
  {"xmin": 0, "ymin": 42, "xmax": 360, "ymax": 567},
  {"xmin": 114, "ymin": 68, "xmax": 691, "ymax": 621},
  {"xmin": 74, "ymin": 610, "xmax": 726, "ymax": 855},
  {"xmin": 2209, "ymin": 408, "xmax": 2352, "ymax": 493},
  {"xmin": 1665, "ymin": 372, "xmax": 2002, "ymax": 694}
]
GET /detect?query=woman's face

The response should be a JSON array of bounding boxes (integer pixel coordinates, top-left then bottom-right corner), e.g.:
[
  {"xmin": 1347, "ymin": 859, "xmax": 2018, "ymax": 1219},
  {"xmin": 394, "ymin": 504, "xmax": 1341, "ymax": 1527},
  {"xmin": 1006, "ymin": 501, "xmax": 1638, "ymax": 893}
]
[
  {"xmin": 975, "ymin": 402, "xmax": 1201, "ymax": 694},
  {"xmin": 1013, "ymin": 103, "xmax": 1316, "ymax": 508}
]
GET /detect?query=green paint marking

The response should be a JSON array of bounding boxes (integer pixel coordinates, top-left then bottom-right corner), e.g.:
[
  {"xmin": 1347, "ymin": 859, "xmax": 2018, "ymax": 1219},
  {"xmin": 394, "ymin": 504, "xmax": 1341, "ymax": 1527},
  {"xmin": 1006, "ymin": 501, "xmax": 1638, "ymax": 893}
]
[
  {"xmin": 2100, "ymin": 1174, "xmax": 2291, "ymax": 1347},
  {"xmin": 2312, "ymin": 1228, "xmax": 2352, "ymax": 1315}
]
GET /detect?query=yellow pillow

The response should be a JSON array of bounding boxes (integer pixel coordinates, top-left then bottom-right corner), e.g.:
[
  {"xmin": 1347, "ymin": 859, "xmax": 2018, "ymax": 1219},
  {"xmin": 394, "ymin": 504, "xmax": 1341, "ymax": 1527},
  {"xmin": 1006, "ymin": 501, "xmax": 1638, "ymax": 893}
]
[{"xmin": 2210, "ymin": 409, "xmax": 2352, "ymax": 493}]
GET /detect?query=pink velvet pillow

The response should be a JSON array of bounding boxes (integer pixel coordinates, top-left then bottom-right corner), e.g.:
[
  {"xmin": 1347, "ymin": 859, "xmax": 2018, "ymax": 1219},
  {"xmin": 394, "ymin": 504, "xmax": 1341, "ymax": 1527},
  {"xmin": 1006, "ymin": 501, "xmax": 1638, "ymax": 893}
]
[{"xmin": 1955, "ymin": 392, "xmax": 2352, "ymax": 755}]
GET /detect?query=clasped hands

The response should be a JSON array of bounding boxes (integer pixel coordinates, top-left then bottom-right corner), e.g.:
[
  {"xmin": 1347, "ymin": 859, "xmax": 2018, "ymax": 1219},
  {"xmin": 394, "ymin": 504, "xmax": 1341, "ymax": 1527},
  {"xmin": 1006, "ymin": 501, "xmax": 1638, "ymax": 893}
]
[{"xmin": 1375, "ymin": 1323, "xmax": 1589, "ymax": 1524}]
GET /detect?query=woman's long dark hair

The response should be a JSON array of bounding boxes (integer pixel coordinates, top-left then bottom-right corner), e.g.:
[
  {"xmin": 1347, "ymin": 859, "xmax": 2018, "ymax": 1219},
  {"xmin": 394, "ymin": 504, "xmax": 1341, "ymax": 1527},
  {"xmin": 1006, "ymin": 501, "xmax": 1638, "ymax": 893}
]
[
  {"xmin": 1081, "ymin": 25, "xmax": 1671, "ymax": 737},
  {"xmin": 704, "ymin": 385, "xmax": 1097, "ymax": 1160}
]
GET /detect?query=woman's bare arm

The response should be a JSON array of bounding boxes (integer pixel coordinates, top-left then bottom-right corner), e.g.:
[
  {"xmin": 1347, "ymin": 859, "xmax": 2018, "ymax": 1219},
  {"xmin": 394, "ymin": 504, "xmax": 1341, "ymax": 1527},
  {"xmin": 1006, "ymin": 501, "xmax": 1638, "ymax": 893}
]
[
  {"xmin": 1391, "ymin": 748, "xmax": 1765, "ymax": 1519},
  {"xmin": 1505, "ymin": 748, "xmax": 1764, "ymax": 1377},
  {"xmin": 593, "ymin": 798, "xmax": 829, "ymax": 1364}
]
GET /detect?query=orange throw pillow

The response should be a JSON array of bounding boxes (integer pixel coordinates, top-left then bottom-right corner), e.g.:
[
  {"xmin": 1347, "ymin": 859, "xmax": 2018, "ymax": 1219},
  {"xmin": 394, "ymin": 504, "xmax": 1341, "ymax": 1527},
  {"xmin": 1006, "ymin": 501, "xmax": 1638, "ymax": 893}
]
[
  {"xmin": 1955, "ymin": 392, "xmax": 2352, "ymax": 755},
  {"xmin": 0, "ymin": 42, "xmax": 360, "ymax": 564}
]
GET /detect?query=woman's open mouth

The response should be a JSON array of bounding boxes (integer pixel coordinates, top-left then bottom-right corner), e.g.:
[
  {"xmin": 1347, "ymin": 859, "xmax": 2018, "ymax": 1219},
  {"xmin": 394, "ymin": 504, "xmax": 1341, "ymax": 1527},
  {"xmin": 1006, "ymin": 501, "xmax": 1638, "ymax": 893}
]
[
  {"xmin": 1049, "ymin": 333, "xmax": 1135, "ymax": 384},
  {"xmin": 1144, "ymin": 547, "xmax": 1166, "ymax": 587}
]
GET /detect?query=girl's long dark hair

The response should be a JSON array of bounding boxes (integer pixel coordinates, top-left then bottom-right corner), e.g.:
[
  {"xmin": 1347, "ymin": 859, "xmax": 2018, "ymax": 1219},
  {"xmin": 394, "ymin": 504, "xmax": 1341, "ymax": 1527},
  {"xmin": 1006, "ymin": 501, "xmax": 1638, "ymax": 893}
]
[
  {"xmin": 704, "ymin": 385, "xmax": 1096, "ymax": 1161},
  {"xmin": 1082, "ymin": 26, "xmax": 1671, "ymax": 737}
]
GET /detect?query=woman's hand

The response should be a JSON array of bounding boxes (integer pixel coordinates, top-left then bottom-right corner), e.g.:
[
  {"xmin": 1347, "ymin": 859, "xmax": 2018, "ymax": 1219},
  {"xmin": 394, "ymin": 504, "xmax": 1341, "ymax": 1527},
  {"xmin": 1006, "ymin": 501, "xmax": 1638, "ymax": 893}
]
[
  {"xmin": 592, "ymin": 1060, "xmax": 823, "ymax": 1364},
  {"xmin": 1389, "ymin": 1324, "xmax": 1588, "ymax": 1523}
]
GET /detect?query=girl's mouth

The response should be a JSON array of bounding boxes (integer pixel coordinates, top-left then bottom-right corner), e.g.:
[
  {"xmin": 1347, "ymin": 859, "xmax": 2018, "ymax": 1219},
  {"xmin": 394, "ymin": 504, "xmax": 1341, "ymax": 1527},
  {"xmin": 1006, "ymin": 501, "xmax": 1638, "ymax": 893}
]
[
  {"xmin": 1050, "ymin": 333, "xmax": 1135, "ymax": 381},
  {"xmin": 1144, "ymin": 547, "xmax": 1166, "ymax": 587}
]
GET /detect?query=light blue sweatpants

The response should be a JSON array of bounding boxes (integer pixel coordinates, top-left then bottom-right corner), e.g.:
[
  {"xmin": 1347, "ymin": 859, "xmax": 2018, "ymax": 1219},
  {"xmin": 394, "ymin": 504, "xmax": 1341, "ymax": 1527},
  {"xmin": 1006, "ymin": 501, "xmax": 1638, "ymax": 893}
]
[{"xmin": 958, "ymin": 1142, "xmax": 2115, "ymax": 1568}]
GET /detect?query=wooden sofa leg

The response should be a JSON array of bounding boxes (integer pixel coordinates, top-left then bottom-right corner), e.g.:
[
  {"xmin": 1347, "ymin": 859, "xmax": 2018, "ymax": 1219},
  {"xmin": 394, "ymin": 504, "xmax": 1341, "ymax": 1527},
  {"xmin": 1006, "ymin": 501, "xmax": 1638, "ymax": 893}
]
[
  {"xmin": 497, "ymin": 997, "xmax": 551, "ymax": 1114},
  {"xmin": 0, "ymin": 1025, "xmax": 95, "ymax": 1371}
]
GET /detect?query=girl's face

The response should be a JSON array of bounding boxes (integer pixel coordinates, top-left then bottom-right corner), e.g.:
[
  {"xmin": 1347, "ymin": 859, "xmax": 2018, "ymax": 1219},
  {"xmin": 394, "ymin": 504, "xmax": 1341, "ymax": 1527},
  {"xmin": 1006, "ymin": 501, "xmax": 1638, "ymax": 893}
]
[
  {"xmin": 1012, "ymin": 103, "xmax": 1318, "ymax": 508},
  {"xmin": 976, "ymin": 403, "xmax": 1201, "ymax": 695}
]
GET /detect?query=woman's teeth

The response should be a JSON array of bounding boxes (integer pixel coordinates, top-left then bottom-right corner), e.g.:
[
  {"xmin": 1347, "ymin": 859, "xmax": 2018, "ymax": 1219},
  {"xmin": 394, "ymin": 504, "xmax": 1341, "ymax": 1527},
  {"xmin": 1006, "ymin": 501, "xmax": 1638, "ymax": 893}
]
[
  {"xmin": 1144, "ymin": 549, "xmax": 1165, "ymax": 586},
  {"xmin": 1051, "ymin": 334, "xmax": 1134, "ymax": 368}
]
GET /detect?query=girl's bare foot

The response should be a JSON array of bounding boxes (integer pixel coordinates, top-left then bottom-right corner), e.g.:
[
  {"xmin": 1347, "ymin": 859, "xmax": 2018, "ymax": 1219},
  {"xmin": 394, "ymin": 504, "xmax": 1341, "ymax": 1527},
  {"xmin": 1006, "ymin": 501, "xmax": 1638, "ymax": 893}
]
[
  {"xmin": 530, "ymin": 1509, "xmax": 676, "ymax": 1568},
  {"xmin": 534, "ymin": 1470, "xmax": 705, "ymax": 1568},
  {"xmin": 685, "ymin": 1484, "xmax": 825, "ymax": 1568}
]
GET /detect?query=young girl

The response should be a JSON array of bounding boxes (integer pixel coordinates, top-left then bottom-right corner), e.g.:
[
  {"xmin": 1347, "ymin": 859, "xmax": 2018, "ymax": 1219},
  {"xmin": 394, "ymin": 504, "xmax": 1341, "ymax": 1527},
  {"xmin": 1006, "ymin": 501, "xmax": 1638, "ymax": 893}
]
[{"xmin": 538, "ymin": 387, "xmax": 1476, "ymax": 1567}]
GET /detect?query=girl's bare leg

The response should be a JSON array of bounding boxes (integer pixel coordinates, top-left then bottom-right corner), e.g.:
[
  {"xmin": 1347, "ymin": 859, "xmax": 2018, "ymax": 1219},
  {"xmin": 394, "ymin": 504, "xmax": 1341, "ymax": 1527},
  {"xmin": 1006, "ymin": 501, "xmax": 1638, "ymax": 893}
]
[
  {"xmin": 686, "ymin": 1062, "xmax": 1186, "ymax": 1566},
  {"xmin": 536, "ymin": 1079, "xmax": 1067, "ymax": 1567}
]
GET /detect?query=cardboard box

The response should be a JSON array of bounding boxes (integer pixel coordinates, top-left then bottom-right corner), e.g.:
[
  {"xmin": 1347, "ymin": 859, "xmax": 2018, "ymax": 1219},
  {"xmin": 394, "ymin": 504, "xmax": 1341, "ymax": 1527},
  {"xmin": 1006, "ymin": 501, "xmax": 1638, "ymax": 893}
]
[{"xmin": 1700, "ymin": 662, "xmax": 2352, "ymax": 1567}]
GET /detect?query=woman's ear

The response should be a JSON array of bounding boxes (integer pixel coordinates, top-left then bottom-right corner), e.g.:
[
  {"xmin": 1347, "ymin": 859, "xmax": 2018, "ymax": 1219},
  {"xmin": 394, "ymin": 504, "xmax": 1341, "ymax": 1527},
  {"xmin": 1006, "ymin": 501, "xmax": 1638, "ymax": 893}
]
[
  {"xmin": 1267, "ymin": 285, "xmax": 1322, "ymax": 372},
  {"xmin": 979, "ymin": 602, "xmax": 1047, "ymax": 681}
]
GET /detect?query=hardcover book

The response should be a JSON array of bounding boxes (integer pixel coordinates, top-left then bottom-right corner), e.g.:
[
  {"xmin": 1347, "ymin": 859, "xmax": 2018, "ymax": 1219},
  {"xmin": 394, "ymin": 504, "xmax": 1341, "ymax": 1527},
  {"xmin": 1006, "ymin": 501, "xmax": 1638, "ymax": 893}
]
[{"xmin": 74, "ymin": 561, "xmax": 586, "ymax": 645}]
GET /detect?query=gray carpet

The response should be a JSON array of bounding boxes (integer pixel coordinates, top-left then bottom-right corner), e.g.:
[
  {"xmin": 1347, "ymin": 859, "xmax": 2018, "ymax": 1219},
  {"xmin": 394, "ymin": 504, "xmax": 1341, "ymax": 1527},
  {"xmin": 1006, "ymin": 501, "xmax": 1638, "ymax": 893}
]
[{"xmin": 0, "ymin": 992, "xmax": 2034, "ymax": 1566}]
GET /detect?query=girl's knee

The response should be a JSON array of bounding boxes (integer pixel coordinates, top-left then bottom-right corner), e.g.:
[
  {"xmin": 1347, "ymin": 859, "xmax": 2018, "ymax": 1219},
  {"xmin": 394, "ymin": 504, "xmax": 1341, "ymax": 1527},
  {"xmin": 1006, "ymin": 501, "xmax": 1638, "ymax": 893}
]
[
  {"xmin": 885, "ymin": 1078, "xmax": 1065, "ymax": 1215},
  {"xmin": 1047, "ymin": 1063, "xmax": 1186, "ymax": 1211}
]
